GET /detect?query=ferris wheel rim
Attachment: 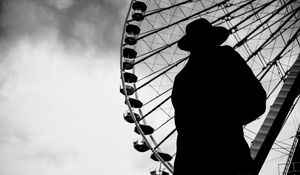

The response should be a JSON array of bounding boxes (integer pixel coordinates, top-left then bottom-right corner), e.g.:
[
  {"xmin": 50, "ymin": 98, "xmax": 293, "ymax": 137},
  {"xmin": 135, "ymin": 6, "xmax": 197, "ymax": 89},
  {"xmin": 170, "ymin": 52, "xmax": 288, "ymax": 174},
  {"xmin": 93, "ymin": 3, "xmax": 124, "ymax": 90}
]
[{"xmin": 120, "ymin": 0, "xmax": 175, "ymax": 173}]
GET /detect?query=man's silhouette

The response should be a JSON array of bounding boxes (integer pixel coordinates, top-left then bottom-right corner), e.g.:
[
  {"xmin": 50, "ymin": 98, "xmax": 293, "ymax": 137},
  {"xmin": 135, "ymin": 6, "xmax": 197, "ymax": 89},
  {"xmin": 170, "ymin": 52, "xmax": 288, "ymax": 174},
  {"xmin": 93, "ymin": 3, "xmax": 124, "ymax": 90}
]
[{"xmin": 171, "ymin": 18, "xmax": 266, "ymax": 175}]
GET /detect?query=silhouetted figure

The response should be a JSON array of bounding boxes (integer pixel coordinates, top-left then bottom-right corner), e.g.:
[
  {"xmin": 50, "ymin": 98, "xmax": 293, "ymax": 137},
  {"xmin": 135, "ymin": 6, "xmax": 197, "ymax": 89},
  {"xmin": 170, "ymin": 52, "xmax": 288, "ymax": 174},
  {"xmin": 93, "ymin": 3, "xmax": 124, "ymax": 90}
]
[{"xmin": 171, "ymin": 18, "xmax": 266, "ymax": 175}]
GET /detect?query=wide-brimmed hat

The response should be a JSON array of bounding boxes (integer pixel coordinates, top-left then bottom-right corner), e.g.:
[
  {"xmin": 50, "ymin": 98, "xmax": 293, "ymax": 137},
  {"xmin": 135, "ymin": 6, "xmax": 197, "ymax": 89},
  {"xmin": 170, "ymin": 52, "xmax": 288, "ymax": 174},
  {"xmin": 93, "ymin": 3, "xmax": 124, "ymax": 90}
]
[{"xmin": 178, "ymin": 18, "xmax": 230, "ymax": 51}]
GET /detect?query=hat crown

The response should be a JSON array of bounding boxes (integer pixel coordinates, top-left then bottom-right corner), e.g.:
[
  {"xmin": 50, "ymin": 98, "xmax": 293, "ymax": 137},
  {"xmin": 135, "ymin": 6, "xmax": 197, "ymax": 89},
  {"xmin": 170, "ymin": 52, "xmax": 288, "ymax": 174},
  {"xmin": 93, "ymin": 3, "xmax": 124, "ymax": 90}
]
[{"xmin": 185, "ymin": 18, "xmax": 212, "ymax": 35}]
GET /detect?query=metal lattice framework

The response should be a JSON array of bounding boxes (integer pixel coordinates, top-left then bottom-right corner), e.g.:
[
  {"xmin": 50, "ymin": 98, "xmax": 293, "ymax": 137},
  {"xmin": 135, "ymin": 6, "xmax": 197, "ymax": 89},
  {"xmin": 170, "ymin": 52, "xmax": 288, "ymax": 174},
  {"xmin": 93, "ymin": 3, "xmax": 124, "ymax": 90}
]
[{"xmin": 120, "ymin": 0, "xmax": 300, "ymax": 174}]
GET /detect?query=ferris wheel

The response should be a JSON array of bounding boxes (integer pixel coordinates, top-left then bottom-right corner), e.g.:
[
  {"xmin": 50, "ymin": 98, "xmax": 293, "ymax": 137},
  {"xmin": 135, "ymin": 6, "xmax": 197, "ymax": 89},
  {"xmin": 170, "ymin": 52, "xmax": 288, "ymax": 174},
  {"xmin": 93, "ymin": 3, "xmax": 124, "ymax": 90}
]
[{"xmin": 120, "ymin": 0, "xmax": 300, "ymax": 174}]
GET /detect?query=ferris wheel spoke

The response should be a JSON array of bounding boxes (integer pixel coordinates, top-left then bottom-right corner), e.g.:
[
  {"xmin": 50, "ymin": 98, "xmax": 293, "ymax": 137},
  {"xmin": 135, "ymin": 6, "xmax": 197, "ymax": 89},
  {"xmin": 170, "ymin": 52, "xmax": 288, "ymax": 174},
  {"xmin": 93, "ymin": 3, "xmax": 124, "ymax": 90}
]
[
  {"xmin": 135, "ymin": 40, "xmax": 178, "ymax": 62},
  {"xmin": 217, "ymin": 1, "xmax": 261, "ymax": 62},
  {"xmin": 270, "ymin": 148, "xmax": 289, "ymax": 156},
  {"xmin": 136, "ymin": 27, "xmax": 184, "ymax": 70},
  {"xmin": 143, "ymin": 87, "xmax": 172, "ymax": 106},
  {"xmin": 134, "ymin": 56, "xmax": 188, "ymax": 94},
  {"xmin": 220, "ymin": 4, "xmax": 262, "ymax": 28},
  {"xmin": 277, "ymin": 137, "xmax": 294, "ymax": 147},
  {"xmin": 153, "ymin": 128, "xmax": 177, "ymax": 150},
  {"xmin": 258, "ymin": 27, "xmax": 300, "ymax": 81},
  {"xmin": 139, "ymin": 96, "xmax": 172, "ymax": 121},
  {"xmin": 230, "ymin": 0, "xmax": 279, "ymax": 35},
  {"xmin": 234, "ymin": 5, "xmax": 298, "ymax": 47},
  {"xmin": 275, "ymin": 61, "xmax": 287, "ymax": 79},
  {"xmin": 142, "ymin": 15, "xmax": 174, "ymax": 49},
  {"xmin": 136, "ymin": 64, "xmax": 173, "ymax": 84},
  {"xmin": 155, "ymin": 116, "xmax": 175, "ymax": 132},
  {"xmin": 135, "ymin": 0, "xmax": 229, "ymax": 42},
  {"xmin": 265, "ymin": 154, "xmax": 289, "ymax": 164},
  {"xmin": 211, "ymin": 0, "xmax": 256, "ymax": 25},
  {"xmin": 246, "ymin": 127, "xmax": 293, "ymax": 154},
  {"xmin": 213, "ymin": 0, "xmax": 257, "ymax": 27},
  {"xmin": 127, "ymin": 0, "xmax": 193, "ymax": 24},
  {"xmin": 273, "ymin": 142, "xmax": 291, "ymax": 154},
  {"xmin": 246, "ymin": 9, "xmax": 300, "ymax": 63},
  {"xmin": 233, "ymin": 0, "xmax": 297, "ymax": 51},
  {"xmin": 282, "ymin": 94, "xmax": 300, "ymax": 126}
]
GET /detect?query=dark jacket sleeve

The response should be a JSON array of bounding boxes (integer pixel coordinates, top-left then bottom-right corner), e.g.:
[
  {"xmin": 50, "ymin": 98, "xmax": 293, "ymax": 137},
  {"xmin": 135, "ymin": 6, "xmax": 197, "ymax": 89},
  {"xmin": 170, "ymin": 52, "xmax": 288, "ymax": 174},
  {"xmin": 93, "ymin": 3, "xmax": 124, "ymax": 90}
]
[{"xmin": 222, "ymin": 46, "xmax": 267, "ymax": 125}]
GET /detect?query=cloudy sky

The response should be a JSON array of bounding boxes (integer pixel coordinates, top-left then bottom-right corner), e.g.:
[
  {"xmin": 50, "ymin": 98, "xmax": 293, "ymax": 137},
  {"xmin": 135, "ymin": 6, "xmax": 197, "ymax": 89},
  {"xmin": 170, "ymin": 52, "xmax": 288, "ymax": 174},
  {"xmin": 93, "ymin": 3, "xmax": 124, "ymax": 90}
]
[{"xmin": 0, "ymin": 0, "xmax": 156, "ymax": 175}]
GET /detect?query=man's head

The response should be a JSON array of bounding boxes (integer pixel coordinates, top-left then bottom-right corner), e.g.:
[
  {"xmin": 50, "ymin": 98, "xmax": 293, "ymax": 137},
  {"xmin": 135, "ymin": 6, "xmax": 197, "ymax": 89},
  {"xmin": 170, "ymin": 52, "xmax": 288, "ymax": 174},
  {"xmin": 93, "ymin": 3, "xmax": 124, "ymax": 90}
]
[{"xmin": 178, "ymin": 18, "xmax": 230, "ymax": 51}]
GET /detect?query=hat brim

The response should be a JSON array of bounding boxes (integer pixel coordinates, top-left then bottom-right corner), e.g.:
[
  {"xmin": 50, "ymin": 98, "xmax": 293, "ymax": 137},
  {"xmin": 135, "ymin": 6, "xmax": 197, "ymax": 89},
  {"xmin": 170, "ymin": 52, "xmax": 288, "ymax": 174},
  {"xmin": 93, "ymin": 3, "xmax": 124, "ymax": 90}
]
[
  {"xmin": 177, "ymin": 35, "xmax": 190, "ymax": 51},
  {"xmin": 178, "ymin": 26, "xmax": 229, "ymax": 51}
]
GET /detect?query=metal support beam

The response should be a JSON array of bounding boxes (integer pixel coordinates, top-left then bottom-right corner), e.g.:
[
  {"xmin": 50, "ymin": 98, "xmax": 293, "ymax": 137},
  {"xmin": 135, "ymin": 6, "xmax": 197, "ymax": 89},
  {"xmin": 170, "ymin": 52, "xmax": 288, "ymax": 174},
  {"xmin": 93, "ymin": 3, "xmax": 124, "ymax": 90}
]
[{"xmin": 250, "ymin": 54, "xmax": 300, "ymax": 174}]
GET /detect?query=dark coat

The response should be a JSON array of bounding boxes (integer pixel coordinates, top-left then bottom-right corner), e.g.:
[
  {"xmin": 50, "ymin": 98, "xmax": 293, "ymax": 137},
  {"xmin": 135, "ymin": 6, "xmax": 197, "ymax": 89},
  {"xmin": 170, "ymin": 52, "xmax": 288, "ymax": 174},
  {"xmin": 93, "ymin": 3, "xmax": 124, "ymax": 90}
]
[{"xmin": 171, "ymin": 45, "xmax": 266, "ymax": 174}]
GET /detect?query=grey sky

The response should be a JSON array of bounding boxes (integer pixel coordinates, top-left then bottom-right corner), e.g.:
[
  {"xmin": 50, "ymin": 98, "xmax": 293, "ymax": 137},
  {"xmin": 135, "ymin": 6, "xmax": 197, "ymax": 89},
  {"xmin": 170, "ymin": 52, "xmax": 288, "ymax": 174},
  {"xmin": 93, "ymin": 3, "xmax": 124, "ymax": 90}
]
[
  {"xmin": 0, "ymin": 1, "xmax": 153, "ymax": 175},
  {"xmin": 0, "ymin": 0, "xmax": 129, "ymax": 53}
]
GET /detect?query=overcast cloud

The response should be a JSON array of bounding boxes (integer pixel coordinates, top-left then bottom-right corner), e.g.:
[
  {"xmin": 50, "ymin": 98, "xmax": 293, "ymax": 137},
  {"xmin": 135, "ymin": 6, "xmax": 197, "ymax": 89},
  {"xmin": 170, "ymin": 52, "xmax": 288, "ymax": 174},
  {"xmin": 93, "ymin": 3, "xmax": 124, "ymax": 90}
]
[
  {"xmin": 0, "ymin": 1, "xmax": 156, "ymax": 175},
  {"xmin": 0, "ymin": 0, "xmax": 128, "ymax": 53}
]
